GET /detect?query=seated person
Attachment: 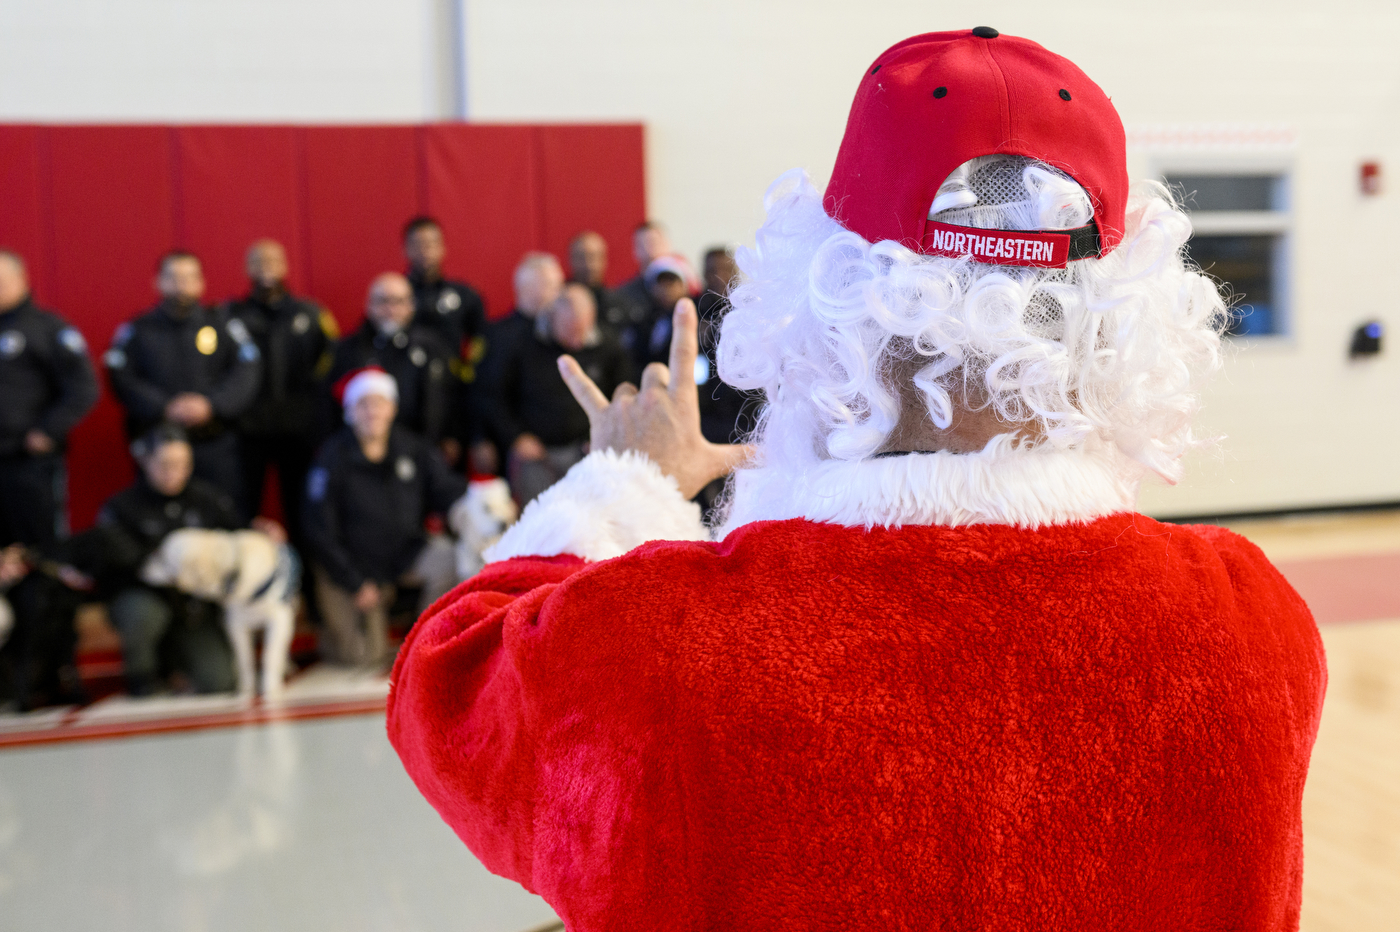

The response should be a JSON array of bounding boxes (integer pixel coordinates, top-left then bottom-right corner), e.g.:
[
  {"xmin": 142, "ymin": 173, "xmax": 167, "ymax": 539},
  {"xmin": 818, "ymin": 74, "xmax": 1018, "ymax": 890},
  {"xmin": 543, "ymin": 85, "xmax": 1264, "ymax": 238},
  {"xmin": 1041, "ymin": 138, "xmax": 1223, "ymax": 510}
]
[
  {"xmin": 480, "ymin": 283, "xmax": 633, "ymax": 505},
  {"xmin": 568, "ymin": 230, "xmax": 638, "ymax": 339},
  {"xmin": 0, "ymin": 530, "xmax": 115, "ymax": 710},
  {"xmin": 98, "ymin": 424, "xmax": 243, "ymax": 696},
  {"xmin": 472, "ymin": 252, "xmax": 566, "ymax": 475},
  {"xmin": 302, "ymin": 368, "xmax": 465, "ymax": 668}
]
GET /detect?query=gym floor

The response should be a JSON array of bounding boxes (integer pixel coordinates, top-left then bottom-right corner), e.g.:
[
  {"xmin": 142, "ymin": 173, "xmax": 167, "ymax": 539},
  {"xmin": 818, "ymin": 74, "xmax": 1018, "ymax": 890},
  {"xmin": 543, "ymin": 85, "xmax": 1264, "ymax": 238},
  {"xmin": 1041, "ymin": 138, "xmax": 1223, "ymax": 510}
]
[{"xmin": 0, "ymin": 511, "xmax": 1396, "ymax": 932}]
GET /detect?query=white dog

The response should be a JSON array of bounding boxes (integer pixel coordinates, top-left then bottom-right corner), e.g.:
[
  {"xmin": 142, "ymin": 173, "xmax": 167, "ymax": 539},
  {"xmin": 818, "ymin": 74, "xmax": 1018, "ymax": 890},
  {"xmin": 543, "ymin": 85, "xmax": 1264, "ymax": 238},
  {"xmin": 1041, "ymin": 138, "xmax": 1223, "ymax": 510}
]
[
  {"xmin": 141, "ymin": 528, "xmax": 299, "ymax": 698},
  {"xmin": 450, "ymin": 478, "xmax": 519, "ymax": 581}
]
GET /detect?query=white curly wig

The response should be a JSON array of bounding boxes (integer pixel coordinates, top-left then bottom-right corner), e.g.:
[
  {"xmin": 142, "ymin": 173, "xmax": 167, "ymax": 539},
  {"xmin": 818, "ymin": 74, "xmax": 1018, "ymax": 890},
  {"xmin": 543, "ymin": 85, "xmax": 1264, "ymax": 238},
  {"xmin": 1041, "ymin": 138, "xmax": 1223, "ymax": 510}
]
[{"xmin": 716, "ymin": 160, "xmax": 1225, "ymax": 518}]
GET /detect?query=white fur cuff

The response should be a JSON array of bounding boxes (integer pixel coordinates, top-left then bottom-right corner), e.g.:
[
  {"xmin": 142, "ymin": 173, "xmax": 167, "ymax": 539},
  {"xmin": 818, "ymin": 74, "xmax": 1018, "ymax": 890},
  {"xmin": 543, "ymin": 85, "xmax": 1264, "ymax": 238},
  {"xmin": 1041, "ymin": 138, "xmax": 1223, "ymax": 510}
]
[{"xmin": 484, "ymin": 450, "xmax": 709, "ymax": 563}]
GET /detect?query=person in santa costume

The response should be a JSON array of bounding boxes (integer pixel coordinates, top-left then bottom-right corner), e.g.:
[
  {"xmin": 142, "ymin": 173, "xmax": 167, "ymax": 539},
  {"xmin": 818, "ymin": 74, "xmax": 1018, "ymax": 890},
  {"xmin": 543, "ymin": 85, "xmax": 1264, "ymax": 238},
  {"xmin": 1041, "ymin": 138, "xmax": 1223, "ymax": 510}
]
[{"xmin": 389, "ymin": 28, "xmax": 1326, "ymax": 932}]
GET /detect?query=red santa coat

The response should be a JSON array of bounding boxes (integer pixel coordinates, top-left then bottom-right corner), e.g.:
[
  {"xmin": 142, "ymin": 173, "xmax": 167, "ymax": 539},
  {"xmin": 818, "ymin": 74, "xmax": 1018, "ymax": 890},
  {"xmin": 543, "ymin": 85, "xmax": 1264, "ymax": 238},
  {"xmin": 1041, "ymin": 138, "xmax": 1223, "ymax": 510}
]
[{"xmin": 388, "ymin": 449, "xmax": 1326, "ymax": 931}]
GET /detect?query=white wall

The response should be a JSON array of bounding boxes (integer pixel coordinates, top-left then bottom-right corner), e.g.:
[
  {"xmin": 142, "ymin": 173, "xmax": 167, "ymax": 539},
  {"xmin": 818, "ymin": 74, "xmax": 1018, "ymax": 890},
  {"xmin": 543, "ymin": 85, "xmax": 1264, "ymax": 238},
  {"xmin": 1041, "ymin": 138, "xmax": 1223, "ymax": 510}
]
[
  {"xmin": 466, "ymin": 0, "xmax": 1400, "ymax": 518},
  {"xmin": 0, "ymin": 0, "xmax": 463, "ymax": 121},
  {"xmin": 4, "ymin": 0, "xmax": 1400, "ymax": 516}
]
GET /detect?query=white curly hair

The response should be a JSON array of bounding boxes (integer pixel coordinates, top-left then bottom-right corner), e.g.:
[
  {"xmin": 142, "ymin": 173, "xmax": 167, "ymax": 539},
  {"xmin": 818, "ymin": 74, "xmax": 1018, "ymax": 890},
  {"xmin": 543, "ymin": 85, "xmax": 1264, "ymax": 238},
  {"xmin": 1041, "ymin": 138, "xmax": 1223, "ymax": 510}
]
[{"xmin": 716, "ymin": 160, "xmax": 1226, "ymax": 489}]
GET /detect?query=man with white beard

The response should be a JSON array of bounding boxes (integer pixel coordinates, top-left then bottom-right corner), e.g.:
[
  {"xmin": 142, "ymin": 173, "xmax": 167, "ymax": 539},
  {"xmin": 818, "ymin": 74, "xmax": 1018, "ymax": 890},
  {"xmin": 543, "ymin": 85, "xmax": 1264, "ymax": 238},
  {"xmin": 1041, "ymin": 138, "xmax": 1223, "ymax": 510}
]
[{"xmin": 389, "ymin": 29, "xmax": 1325, "ymax": 932}]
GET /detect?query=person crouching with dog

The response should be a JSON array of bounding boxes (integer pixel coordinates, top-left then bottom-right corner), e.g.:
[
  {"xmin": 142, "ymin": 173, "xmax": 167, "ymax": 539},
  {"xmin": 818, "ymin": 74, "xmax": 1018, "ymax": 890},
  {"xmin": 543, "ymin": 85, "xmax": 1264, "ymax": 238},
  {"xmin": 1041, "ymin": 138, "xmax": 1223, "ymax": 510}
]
[
  {"xmin": 303, "ymin": 367, "xmax": 465, "ymax": 668},
  {"xmin": 98, "ymin": 423, "xmax": 281, "ymax": 695}
]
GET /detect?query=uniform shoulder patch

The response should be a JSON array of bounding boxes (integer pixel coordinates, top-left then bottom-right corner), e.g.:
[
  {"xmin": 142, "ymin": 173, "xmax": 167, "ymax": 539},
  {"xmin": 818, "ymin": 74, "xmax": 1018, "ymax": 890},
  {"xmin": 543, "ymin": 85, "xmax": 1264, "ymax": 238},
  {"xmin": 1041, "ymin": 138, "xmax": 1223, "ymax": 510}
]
[
  {"xmin": 225, "ymin": 317, "xmax": 252, "ymax": 344},
  {"xmin": 307, "ymin": 467, "xmax": 329, "ymax": 502},
  {"xmin": 58, "ymin": 327, "xmax": 87, "ymax": 354},
  {"xmin": 0, "ymin": 330, "xmax": 25, "ymax": 358}
]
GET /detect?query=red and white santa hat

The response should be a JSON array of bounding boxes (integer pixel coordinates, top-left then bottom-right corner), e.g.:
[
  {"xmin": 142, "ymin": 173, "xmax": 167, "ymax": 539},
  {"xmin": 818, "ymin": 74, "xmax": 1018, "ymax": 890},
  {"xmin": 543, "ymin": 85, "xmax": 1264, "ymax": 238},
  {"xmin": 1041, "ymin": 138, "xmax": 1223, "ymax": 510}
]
[
  {"xmin": 823, "ymin": 27, "xmax": 1128, "ymax": 268},
  {"xmin": 334, "ymin": 366, "xmax": 398, "ymax": 410}
]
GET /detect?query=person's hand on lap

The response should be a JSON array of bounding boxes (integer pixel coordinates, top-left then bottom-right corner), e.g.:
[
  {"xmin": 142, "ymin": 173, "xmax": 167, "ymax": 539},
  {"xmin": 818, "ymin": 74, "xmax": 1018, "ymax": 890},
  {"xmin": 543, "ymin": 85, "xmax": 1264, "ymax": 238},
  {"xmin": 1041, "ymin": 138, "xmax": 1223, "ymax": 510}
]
[{"xmin": 354, "ymin": 581, "xmax": 381, "ymax": 613}]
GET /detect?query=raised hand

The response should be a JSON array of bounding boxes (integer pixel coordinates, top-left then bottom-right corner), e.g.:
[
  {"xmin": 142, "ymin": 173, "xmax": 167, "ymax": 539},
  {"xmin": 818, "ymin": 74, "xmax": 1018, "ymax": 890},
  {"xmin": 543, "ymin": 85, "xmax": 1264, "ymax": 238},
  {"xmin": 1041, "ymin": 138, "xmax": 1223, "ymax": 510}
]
[{"xmin": 557, "ymin": 298, "xmax": 751, "ymax": 499}]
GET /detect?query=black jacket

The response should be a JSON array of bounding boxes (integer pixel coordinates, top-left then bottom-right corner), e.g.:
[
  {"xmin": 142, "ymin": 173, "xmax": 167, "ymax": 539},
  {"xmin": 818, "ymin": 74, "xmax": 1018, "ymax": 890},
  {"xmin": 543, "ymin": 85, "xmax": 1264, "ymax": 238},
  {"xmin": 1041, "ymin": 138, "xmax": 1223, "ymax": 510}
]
[
  {"xmin": 694, "ymin": 291, "xmax": 758, "ymax": 445},
  {"xmin": 223, "ymin": 290, "xmax": 337, "ymax": 436},
  {"xmin": 327, "ymin": 322, "xmax": 455, "ymax": 444},
  {"xmin": 104, "ymin": 300, "xmax": 262, "ymax": 441},
  {"xmin": 472, "ymin": 311, "xmax": 533, "ymax": 448},
  {"xmin": 575, "ymin": 281, "xmax": 646, "ymax": 344},
  {"xmin": 96, "ymin": 476, "xmax": 243, "ymax": 584},
  {"xmin": 302, "ymin": 426, "xmax": 467, "ymax": 591},
  {"xmin": 408, "ymin": 272, "xmax": 487, "ymax": 367},
  {"xmin": 0, "ymin": 297, "xmax": 99, "ymax": 456},
  {"xmin": 479, "ymin": 323, "xmax": 633, "ymax": 449}
]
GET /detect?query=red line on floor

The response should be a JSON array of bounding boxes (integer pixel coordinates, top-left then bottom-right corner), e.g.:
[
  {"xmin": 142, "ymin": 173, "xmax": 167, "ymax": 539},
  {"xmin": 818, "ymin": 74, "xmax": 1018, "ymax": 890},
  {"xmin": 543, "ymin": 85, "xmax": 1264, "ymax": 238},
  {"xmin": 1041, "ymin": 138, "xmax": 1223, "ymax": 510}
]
[
  {"xmin": 1273, "ymin": 551, "xmax": 1400, "ymax": 625},
  {"xmin": 0, "ymin": 697, "xmax": 387, "ymax": 750}
]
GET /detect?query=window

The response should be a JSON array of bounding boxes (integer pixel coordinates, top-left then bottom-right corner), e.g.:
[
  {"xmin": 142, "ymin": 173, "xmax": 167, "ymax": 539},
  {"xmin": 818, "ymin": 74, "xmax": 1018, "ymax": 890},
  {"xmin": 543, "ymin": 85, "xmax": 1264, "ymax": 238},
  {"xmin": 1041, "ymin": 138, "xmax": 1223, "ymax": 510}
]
[{"xmin": 1164, "ymin": 172, "xmax": 1290, "ymax": 337}]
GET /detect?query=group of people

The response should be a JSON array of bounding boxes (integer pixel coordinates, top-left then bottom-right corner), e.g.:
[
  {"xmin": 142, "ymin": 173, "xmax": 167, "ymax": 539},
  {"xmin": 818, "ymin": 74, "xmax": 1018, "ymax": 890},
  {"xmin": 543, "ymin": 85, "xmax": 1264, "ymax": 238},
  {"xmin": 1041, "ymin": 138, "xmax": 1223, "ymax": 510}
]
[{"xmin": 0, "ymin": 218, "xmax": 749, "ymax": 709}]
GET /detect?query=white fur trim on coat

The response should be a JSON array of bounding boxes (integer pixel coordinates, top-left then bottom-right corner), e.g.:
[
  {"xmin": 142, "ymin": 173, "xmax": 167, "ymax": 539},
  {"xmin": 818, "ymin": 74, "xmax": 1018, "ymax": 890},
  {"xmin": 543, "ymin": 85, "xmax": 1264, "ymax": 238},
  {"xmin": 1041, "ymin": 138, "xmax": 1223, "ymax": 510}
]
[
  {"xmin": 485, "ymin": 449, "xmax": 708, "ymax": 563},
  {"xmin": 717, "ymin": 435, "xmax": 1139, "ymax": 536}
]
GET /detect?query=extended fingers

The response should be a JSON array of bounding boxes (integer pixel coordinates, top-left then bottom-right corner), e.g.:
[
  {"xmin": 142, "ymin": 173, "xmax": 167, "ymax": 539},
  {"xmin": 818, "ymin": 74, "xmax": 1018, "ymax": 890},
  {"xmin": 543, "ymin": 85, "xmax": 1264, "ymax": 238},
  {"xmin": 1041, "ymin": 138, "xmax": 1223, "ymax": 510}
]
[
  {"xmin": 557, "ymin": 355, "xmax": 610, "ymax": 418},
  {"xmin": 639, "ymin": 361, "xmax": 670, "ymax": 394},
  {"xmin": 668, "ymin": 298, "xmax": 700, "ymax": 404}
]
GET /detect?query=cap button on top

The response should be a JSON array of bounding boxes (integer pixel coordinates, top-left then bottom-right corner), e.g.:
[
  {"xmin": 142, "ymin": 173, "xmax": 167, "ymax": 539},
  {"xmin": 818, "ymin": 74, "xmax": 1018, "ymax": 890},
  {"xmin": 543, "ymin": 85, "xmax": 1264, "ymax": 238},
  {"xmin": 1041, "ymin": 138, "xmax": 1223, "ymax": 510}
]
[{"xmin": 971, "ymin": 26, "xmax": 999, "ymax": 38}]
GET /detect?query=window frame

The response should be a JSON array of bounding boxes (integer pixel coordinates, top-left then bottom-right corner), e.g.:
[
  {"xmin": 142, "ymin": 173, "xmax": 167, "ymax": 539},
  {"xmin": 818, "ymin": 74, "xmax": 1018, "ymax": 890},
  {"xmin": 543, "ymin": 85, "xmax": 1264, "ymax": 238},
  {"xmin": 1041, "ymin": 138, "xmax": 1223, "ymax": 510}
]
[{"xmin": 1147, "ymin": 153, "xmax": 1295, "ymax": 344}]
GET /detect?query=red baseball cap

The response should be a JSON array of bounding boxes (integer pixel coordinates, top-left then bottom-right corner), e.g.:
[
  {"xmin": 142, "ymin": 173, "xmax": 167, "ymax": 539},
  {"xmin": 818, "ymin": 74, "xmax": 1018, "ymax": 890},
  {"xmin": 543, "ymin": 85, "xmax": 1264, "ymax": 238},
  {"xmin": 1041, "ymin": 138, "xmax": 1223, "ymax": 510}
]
[{"xmin": 823, "ymin": 28, "xmax": 1128, "ymax": 265}]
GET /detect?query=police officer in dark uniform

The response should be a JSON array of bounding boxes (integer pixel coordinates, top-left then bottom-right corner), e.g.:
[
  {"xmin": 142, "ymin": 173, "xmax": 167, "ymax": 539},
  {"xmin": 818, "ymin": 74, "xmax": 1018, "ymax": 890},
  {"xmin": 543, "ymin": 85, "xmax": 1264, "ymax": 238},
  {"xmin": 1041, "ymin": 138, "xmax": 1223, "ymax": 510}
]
[
  {"xmin": 303, "ymin": 369, "xmax": 465, "ymax": 666},
  {"xmin": 104, "ymin": 251, "xmax": 261, "ymax": 519},
  {"xmin": 223, "ymin": 239, "xmax": 337, "ymax": 547},
  {"xmin": 0, "ymin": 250, "xmax": 99, "ymax": 548},
  {"xmin": 402, "ymin": 216, "xmax": 487, "ymax": 360},
  {"xmin": 403, "ymin": 216, "xmax": 488, "ymax": 467},
  {"xmin": 327, "ymin": 272, "xmax": 455, "ymax": 451},
  {"xmin": 567, "ymin": 230, "xmax": 638, "ymax": 341},
  {"xmin": 97, "ymin": 423, "xmax": 241, "ymax": 695}
]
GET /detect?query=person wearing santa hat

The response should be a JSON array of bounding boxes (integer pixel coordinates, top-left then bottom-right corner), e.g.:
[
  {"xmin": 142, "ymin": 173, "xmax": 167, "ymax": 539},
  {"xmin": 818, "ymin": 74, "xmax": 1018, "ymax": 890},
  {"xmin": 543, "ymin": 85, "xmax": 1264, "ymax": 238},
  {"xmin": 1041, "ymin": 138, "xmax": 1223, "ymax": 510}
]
[
  {"xmin": 389, "ymin": 29, "xmax": 1325, "ymax": 931},
  {"xmin": 302, "ymin": 366, "xmax": 466, "ymax": 667}
]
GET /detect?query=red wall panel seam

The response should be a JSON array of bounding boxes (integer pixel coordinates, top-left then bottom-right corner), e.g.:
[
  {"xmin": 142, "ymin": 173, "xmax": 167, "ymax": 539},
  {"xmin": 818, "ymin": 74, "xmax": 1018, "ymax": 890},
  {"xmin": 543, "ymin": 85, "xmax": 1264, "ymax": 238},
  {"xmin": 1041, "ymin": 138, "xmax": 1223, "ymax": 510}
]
[
  {"xmin": 169, "ymin": 127, "xmax": 186, "ymax": 248},
  {"xmin": 37, "ymin": 128, "xmax": 59, "ymax": 297},
  {"xmin": 295, "ymin": 128, "xmax": 315, "ymax": 298},
  {"xmin": 531, "ymin": 127, "xmax": 547, "ymax": 253}
]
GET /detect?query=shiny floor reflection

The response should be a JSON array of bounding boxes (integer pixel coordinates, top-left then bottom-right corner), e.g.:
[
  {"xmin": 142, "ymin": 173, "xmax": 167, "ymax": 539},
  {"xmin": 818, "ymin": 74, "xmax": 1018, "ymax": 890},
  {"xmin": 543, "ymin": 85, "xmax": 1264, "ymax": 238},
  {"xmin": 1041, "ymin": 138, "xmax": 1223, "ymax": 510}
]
[{"xmin": 0, "ymin": 715, "xmax": 558, "ymax": 932}]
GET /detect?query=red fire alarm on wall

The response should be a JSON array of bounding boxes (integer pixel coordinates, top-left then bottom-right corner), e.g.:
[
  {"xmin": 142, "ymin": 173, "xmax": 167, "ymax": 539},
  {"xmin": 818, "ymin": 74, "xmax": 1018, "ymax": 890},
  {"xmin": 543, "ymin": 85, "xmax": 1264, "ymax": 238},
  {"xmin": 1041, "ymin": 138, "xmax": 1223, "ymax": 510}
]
[{"xmin": 1361, "ymin": 161, "xmax": 1382, "ymax": 196}]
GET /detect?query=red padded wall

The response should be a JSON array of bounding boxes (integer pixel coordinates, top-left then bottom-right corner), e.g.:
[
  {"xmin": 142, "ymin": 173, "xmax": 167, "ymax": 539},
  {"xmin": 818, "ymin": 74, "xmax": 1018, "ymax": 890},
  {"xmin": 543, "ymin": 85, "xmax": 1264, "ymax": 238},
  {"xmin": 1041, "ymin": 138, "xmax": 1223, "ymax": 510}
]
[
  {"xmin": 422, "ymin": 125, "xmax": 539, "ymax": 318},
  {"xmin": 0, "ymin": 123, "xmax": 645, "ymax": 529},
  {"xmin": 303, "ymin": 127, "xmax": 421, "ymax": 330},
  {"xmin": 174, "ymin": 126, "xmax": 309, "ymax": 301},
  {"xmin": 537, "ymin": 124, "xmax": 646, "ymax": 285}
]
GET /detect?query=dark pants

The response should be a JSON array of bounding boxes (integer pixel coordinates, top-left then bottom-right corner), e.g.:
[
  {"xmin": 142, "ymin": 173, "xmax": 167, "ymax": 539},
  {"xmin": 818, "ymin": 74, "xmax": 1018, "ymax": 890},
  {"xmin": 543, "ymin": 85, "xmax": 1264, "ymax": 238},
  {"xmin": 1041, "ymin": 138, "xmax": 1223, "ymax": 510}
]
[
  {"xmin": 0, "ymin": 573, "xmax": 83, "ymax": 710},
  {"xmin": 239, "ymin": 432, "xmax": 315, "ymax": 546},
  {"xmin": 0, "ymin": 453, "xmax": 66, "ymax": 547},
  {"xmin": 108, "ymin": 586, "xmax": 235, "ymax": 695},
  {"xmin": 190, "ymin": 433, "xmax": 248, "ymax": 522}
]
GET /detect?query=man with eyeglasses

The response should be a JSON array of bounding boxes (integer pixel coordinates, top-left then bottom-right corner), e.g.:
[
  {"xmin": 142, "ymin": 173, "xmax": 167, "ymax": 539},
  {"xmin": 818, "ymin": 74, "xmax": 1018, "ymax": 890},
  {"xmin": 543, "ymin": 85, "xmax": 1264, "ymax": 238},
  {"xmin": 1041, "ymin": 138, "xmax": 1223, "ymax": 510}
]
[{"xmin": 325, "ymin": 273, "xmax": 455, "ymax": 455}]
